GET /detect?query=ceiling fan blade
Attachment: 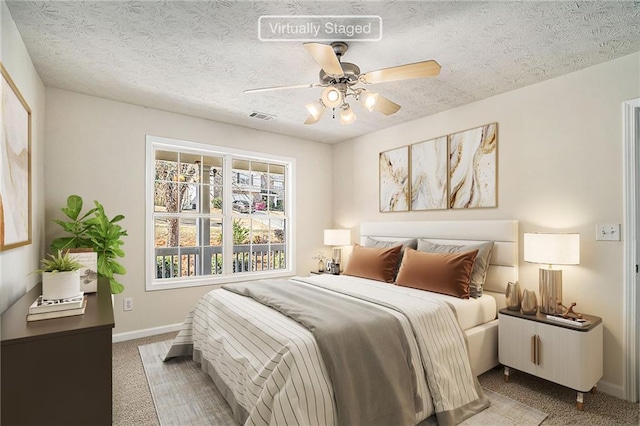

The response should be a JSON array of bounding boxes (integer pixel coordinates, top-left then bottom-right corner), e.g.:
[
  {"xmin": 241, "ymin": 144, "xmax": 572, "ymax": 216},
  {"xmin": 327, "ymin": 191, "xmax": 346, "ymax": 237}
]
[
  {"xmin": 361, "ymin": 60, "xmax": 441, "ymax": 84},
  {"xmin": 374, "ymin": 95, "xmax": 401, "ymax": 115},
  {"xmin": 244, "ymin": 83, "xmax": 321, "ymax": 94},
  {"xmin": 303, "ymin": 42, "xmax": 344, "ymax": 77}
]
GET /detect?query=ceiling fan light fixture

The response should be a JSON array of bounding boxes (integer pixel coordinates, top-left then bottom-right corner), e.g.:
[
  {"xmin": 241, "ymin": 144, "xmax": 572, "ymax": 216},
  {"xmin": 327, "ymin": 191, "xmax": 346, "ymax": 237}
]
[
  {"xmin": 359, "ymin": 91, "xmax": 379, "ymax": 112},
  {"xmin": 304, "ymin": 114, "xmax": 321, "ymax": 125},
  {"xmin": 305, "ymin": 100, "xmax": 325, "ymax": 120},
  {"xmin": 321, "ymin": 86, "xmax": 342, "ymax": 108},
  {"xmin": 340, "ymin": 104, "xmax": 356, "ymax": 125}
]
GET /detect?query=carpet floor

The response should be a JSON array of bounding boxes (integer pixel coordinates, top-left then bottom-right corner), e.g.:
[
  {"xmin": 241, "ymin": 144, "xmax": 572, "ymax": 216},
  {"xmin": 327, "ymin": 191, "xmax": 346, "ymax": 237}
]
[
  {"xmin": 113, "ymin": 332, "xmax": 639, "ymax": 425},
  {"xmin": 139, "ymin": 340, "xmax": 547, "ymax": 426}
]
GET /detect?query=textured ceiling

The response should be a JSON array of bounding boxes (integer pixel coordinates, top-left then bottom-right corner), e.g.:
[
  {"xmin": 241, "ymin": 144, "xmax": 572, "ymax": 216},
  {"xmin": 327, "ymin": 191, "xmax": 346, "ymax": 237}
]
[{"xmin": 6, "ymin": 1, "xmax": 640, "ymax": 144}]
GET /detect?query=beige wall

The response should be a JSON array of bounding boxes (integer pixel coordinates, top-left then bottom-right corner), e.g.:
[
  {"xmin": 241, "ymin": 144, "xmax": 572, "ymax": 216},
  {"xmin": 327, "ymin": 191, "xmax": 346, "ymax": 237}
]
[
  {"xmin": 333, "ymin": 52, "xmax": 640, "ymax": 395},
  {"xmin": 44, "ymin": 88, "xmax": 333, "ymax": 334},
  {"xmin": 0, "ymin": 1, "xmax": 46, "ymax": 313}
]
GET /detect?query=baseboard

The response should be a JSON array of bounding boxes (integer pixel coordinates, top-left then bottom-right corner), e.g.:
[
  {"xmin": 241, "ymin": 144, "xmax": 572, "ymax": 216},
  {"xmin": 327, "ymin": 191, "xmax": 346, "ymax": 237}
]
[
  {"xmin": 112, "ymin": 323, "xmax": 182, "ymax": 343},
  {"xmin": 597, "ymin": 379, "xmax": 624, "ymax": 399}
]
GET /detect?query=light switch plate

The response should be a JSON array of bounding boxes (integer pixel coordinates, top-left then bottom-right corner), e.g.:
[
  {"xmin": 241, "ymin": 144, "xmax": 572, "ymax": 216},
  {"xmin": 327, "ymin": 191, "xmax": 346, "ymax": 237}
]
[{"xmin": 596, "ymin": 223, "xmax": 620, "ymax": 241}]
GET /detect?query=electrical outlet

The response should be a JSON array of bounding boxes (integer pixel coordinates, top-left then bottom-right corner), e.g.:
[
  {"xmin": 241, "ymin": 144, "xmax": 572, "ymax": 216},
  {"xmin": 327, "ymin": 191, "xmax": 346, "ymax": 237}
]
[
  {"xmin": 123, "ymin": 297, "xmax": 133, "ymax": 311},
  {"xmin": 596, "ymin": 223, "xmax": 621, "ymax": 241}
]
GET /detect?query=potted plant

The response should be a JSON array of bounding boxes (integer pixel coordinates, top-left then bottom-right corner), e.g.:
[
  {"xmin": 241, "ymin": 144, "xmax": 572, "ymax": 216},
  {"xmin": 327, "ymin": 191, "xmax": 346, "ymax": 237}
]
[
  {"xmin": 36, "ymin": 251, "xmax": 84, "ymax": 300},
  {"xmin": 51, "ymin": 195, "xmax": 128, "ymax": 294}
]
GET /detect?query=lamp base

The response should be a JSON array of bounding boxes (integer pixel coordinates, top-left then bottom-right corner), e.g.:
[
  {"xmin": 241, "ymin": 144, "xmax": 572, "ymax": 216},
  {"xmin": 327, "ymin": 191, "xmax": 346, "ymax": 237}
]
[
  {"xmin": 332, "ymin": 248, "xmax": 342, "ymax": 268},
  {"xmin": 539, "ymin": 268, "xmax": 562, "ymax": 314}
]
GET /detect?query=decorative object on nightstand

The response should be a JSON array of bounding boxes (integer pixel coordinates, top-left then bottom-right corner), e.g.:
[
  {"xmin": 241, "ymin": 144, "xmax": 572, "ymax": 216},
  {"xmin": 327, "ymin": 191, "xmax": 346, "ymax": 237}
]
[
  {"xmin": 520, "ymin": 289, "xmax": 538, "ymax": 315},
  {"xmin": 35, "ymin": 251, "xmax": 84, "ymax": 301},
  {"xmin": 524, "ymin": 232, "xmax": 580, "ymax": 315},
  {"xmin": 312, "ymin": 251, "xmax": 328, "ymax": 273},
  {"xmin": 505, "ymin": 281, "xmax": 522, "ymax": 310},
  {"xmin": 324, "ymin": 229, "xmax": 351, "ymax": 275}
]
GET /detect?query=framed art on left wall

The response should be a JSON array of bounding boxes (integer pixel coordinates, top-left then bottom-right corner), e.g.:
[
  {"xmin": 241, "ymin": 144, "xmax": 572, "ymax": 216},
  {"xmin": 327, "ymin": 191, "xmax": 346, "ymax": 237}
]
[{"xmin": 0, "ymin": 62, "xmax": 32, "ymax": 251}]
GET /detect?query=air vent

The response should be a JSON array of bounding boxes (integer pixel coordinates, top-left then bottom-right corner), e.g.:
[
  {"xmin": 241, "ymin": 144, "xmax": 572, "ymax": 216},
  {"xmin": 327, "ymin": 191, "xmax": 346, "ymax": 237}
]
[{"xmin": 249, "ymin": 111, "xmax": 276, "ymax": 121}]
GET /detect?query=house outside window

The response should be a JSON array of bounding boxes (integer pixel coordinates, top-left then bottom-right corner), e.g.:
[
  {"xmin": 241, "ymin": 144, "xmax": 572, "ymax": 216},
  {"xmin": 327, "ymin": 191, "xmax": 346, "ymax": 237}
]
[{"xmin": 146, "ymin": 135, "xmax": 295, "ymax": 290}]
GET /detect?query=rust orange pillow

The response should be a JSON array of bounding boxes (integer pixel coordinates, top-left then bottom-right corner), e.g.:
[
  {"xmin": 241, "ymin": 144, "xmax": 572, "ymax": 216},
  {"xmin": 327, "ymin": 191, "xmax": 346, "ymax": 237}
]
[
  {"xmin": 396, "ymin": 248, "xmax": 479, "ymax": 299},
  {"xmin": 343, "ymin": 244, "xmax": 402, "ymax": 283}
]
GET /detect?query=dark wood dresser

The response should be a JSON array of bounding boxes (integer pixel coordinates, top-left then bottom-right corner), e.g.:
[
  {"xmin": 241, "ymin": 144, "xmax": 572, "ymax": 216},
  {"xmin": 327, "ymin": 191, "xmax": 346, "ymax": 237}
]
[{"xmin": 1, "ymin": 279, "xmax": 114, "ymax": 425}]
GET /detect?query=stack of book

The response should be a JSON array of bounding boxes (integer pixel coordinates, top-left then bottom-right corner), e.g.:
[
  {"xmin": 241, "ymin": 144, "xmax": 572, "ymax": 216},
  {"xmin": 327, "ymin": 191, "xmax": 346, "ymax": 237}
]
[{"xmin": 27, "ymin": 293, "xmax": 87, "ymax": 322}]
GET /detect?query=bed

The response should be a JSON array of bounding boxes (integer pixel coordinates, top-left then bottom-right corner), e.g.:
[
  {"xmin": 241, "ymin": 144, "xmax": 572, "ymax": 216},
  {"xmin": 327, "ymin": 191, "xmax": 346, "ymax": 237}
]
[{"xmin": 165, "ymin": 220, "xmax": 518, "ymax": 426}]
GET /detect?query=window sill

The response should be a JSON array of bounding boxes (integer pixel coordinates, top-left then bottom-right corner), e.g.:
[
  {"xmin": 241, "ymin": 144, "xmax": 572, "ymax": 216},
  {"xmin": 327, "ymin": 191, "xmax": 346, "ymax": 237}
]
[{"xmin": 146, "ymin": 269, "xmax": 296, "ymax": 291}]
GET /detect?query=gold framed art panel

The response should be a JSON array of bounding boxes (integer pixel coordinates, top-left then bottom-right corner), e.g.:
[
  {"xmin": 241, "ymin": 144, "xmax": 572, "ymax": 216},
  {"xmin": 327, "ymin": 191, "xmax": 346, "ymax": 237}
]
[
  {"xmin": 410, "ymin": 136, "xmax": 448, "ymax": 211},
  {"xmin": 379, "ymin": 145, "xmax": 410, "ymax": 212},
  {"xmin": 0, "ymin": 62, "xmax": 32, "ymax": 251},
  {"xmin": 448, "ymin": 122, "xmax": 498, "ymax": 209},
  {"xmin": 378, "ymin": 122, "xmax": 497, "ymax": 213}
]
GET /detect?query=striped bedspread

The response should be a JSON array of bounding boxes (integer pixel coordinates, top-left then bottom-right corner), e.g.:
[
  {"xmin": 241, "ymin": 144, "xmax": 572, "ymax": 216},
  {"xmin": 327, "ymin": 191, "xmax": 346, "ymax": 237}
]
[{"xmin": 164, "ymin": 274, "xmax": 488, "ymax": 425}]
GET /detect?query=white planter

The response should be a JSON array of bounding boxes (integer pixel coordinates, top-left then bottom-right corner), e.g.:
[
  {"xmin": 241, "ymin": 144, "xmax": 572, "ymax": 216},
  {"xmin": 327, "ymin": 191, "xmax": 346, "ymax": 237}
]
[{"xmin": 42, "ymin": 271, "xmax": 81, "ymax": 300}]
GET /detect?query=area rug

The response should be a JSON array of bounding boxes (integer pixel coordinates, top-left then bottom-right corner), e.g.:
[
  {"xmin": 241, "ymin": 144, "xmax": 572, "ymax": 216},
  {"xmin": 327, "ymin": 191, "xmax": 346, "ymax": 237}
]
[{"xmin": 139, "ymin": 341, "xmax": 548, "ymax": 425}]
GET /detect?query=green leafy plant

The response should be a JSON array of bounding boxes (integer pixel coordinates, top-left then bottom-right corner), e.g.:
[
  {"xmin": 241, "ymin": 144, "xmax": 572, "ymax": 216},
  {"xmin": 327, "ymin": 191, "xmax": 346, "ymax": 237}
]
[
  {"xmin": 233, "ymin": 219, "xmax": 250, "ymax": 244},
  {"xmin": 51, "ymin": 195, "xmax": 128, "ymax": 294},
  {"xmin": 35, "ymin": 251, "xmax": 83, "ymax": 273}
]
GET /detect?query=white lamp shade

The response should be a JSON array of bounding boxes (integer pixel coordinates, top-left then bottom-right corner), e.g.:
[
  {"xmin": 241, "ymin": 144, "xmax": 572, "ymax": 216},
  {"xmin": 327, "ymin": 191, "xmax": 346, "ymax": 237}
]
[
  {"xmin": 359, "ymin": 91, "xmax": 379, "ymax": 112},
  {"xmin": 321, "ymin": 87, "xmax": 342, "ymax": 108},
  {"xmin": 324, "ymin": 229, "xmax": 351, "ymax": 246},
  {"xmin": 524, "ymin": 233, "xmax": 580, "ymax": 265},
  {"xmin": 305, "ymin": 100, "xmax": 325, "ymax": 120},
  {"xmin": 339, "ymin": 105, "xmax": 356, "ymax": 124}
]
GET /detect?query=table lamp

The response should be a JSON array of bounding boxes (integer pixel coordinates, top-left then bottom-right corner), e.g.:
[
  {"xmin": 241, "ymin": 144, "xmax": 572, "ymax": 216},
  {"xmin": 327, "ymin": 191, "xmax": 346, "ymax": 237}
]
[
  {"xmin": 324, "ymin": 229, "xmax": 351, "ymax": 274},
  {"xmin": 524, "ymin": 232, "xmax": 580, "ymax": 314}
]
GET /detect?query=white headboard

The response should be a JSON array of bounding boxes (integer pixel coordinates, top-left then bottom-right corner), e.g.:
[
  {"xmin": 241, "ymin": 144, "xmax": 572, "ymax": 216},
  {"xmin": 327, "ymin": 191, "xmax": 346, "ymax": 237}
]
[{"xmin": 360, "ymin": 220, "xmax": 518, "ymax": 295}]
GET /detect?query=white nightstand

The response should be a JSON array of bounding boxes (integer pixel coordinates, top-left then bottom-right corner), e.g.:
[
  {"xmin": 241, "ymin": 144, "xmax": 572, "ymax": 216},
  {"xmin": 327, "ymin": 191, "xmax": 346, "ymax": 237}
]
[{"xmin": 498, "ymin": 308, "xmax": 603, "ymax": 410}]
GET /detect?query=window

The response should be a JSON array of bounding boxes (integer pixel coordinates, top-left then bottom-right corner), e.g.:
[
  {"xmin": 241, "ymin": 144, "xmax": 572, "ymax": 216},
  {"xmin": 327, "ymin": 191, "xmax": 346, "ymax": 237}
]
[{"xmin": 146, "ymin": 136, "xmax": 295, "ymax": 290}]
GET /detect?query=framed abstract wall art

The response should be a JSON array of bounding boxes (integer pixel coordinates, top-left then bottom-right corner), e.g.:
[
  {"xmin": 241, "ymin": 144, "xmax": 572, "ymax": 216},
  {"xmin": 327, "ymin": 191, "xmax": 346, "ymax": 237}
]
[
  {"xmin": 410, "ymin": 136, "xmax": 448, "ymax": 210},
  {"xmin": 379, "ymin": 146, "xmax": 409, "ymax": 212},
  {"xmin": 1, "ymin": 62, "xmax": 32, "ymax": 251},
  {"xmin": 449, "ymin": 123, "xmax": 497, "ymax": 209}
]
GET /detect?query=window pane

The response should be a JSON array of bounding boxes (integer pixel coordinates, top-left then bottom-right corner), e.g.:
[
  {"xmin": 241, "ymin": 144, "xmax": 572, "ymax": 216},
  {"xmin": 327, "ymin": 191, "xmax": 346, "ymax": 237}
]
[
  {"xmin": 180, "ymin": 153, "xmax": 201, "ymax": 168},
  {"xmin": 203, "ymin": 218, "xmax": 223, "ymax": 246},
  {"xmin": 179, "ymin": 217, "xmax": 197, "ymax": 247},
  {"xmin": 232, "ymin": 218, "xmax": 251, "ymax": 245},
  {"xmin": 252, "ymin": 162, "xmax": 269, "ymax": 190},
  {"xmin": 269, "ymin": 164, "xmax": 285, "ymax": 191},
  {"xmin": 232, "ymin": 218, "xmax": 251, "ymax": 273},
  {"xmin": 179, "ymin": 158, "xmax": 200, "ymax": 185},
  {"xmin": 252, "ymin": 218, "xmax": 269, "ymax": 243},
  {"xmin": 271, "ymin": 219, "xmax": 286, "ymax": 270},
  {"xmin": 232, "ymin": 159, "xmax": 250, "ymax": 186},
  {"xmin": 270, "ymin": 218, "xmax": 286, "ymax": 243},
  {"xmin": 156, "ymin": 254, "xmax": 179, "ymax": 279},
  {"xmin": 179, "ymin": 183, "xmax": 199, "ymax": 213},
  {"xmin": 210, "ymin": 185, "xmax": 223, "ymax": 214},
  {"xmin": 155, "ymin": 151, "xmax": 178, "ymax": 181},
  {"xmin": 203, "ymin": 155, "xmax": 223, "ymax": 186},
  {"xmin": 232, "ymin": 194, "xmax": 253, "ymax": 214},
  {"xmin": 154, "ymin": 181, "xmax": 178, "ymax": 213},
  {"xmin": 180, "ymin": 251, "xmax": 198, "ymax": 277},
  {"xmin": 269, "ymin": 191, "xmax": 285, "ymax": 215},
  {"xmin": 155, "ymin": 216, "xmax": 179, "ymax": 278},
  {"xmin": 155, "ymin": 216, "xmax": 179, "ymax": 248}
]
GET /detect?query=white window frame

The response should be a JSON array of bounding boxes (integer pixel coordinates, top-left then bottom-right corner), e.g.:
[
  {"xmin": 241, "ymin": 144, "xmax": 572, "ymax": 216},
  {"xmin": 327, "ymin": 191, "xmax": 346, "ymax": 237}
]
[{"xmin": 145, "ymin": 135, "xmax": 296, "ymax": 291}]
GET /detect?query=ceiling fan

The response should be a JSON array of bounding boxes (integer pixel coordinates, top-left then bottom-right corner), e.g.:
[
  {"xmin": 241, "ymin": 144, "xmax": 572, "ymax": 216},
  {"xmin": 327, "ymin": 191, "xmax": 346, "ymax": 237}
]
[{"xmin": 244, "ymin": 42, "xmax": 441, "ymax": 125}]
